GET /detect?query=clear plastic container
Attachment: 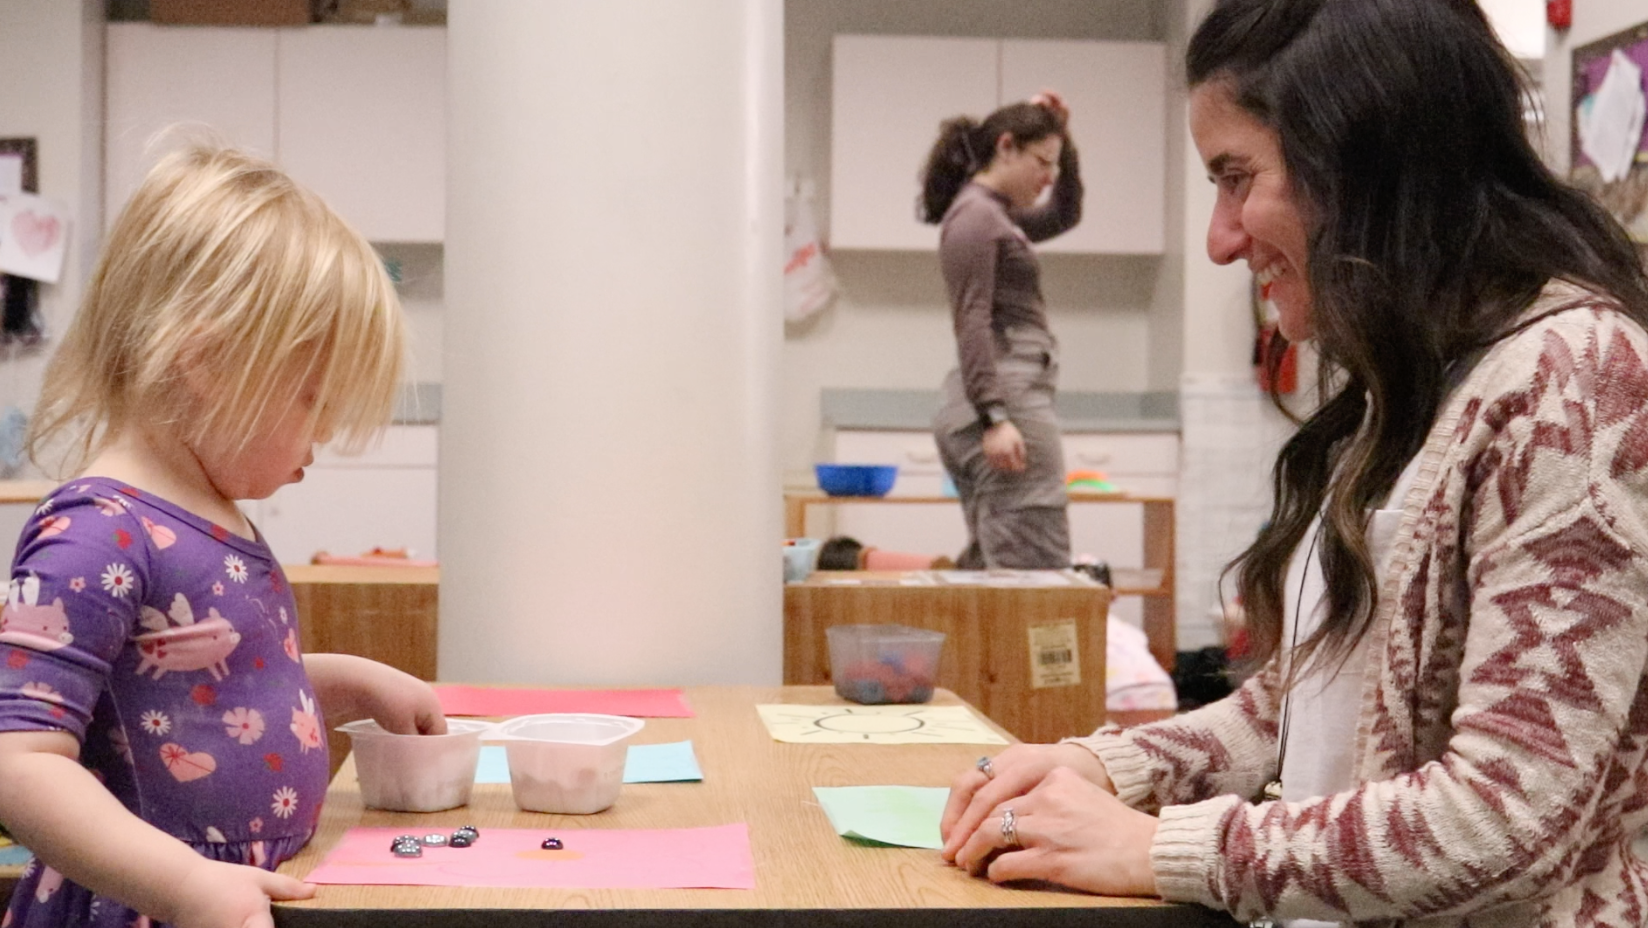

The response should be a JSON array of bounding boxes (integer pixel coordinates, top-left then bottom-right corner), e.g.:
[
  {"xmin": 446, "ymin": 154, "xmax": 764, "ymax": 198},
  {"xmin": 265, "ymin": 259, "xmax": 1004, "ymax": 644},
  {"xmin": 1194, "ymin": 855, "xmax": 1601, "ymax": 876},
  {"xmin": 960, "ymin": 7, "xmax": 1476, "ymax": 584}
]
[
  {"xmin": 488, "ymin": 713, "xmax": 644, "ymax": 814},
  {"xmin": 337, "ymin": 718, "xmax": 490, "ymax": 812},
  {"xmin": 826, "ymin": 624, "xmax": 945, "ymax": 704}
]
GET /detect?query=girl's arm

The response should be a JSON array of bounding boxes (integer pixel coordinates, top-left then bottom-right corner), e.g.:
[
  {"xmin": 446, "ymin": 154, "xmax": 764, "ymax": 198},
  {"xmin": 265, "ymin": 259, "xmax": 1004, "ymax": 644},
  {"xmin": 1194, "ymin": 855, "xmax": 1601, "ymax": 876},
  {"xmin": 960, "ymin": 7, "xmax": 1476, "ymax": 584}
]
[
  {"xmin": 303, "ymin": 652, "xmax": 446, "ymax": 735},
  {"xmin": 0, "ymin": 730, "xmax": 314, "ymax": 928},
  {"xmin": 1015, "ymin": 140, "xmax": 1083, "ymax": 242}
]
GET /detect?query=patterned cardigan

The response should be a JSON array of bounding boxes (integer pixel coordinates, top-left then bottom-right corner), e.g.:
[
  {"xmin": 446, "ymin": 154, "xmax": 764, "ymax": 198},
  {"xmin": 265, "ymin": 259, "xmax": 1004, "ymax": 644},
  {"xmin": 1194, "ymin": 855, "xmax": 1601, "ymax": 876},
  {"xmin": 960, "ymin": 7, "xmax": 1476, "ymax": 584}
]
[{"xmin": 1074, "ymin": 283, "xmax": 1648, "ymax": 927}]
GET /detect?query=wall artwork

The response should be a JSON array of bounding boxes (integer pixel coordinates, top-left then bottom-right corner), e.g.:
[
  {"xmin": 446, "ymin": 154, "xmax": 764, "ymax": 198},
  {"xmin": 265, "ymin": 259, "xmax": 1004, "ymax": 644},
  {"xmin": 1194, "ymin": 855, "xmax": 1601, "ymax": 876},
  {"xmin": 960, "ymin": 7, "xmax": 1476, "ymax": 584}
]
[{"xmin": 1571, "ymin": 20, "xmax": 1648, "ymax": 252}]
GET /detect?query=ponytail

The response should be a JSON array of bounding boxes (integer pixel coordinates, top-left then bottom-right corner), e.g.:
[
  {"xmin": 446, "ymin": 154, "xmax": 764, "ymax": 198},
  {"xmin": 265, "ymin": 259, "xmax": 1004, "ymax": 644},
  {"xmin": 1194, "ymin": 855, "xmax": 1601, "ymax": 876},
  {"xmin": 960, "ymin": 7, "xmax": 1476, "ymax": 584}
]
[
  {"xmin": 917, "ymin": 102, "xmax": 1064, "ymax": 224},
  {"xmin": 919, "ymin": 116, "xmax": 982, "ymax": 224}
]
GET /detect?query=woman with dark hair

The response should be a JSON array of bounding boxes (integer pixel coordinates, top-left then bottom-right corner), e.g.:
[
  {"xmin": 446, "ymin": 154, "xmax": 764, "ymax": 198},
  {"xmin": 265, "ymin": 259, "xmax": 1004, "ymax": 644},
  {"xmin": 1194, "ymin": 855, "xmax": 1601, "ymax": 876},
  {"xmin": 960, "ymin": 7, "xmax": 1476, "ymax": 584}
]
[
  {"xmin": 937, "ymin": 1, "xmax": 1648, "ymax": 923},
  {"xmin": 922, "ymin": 93, "xmax": 1082, "ymax": 569}
]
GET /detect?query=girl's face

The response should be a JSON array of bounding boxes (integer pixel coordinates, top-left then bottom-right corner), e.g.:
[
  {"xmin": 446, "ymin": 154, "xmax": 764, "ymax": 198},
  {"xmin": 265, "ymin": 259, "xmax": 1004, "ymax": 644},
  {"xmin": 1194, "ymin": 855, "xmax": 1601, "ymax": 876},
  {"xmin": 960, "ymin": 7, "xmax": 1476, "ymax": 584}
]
[
  {"xmin": 191, "ymin": 369, "xmax": 331, "ymax": 501},
  {"xmin": 1189, "ymin": 82, "xmax": 1314, "ymax": 341},
  {"xmin": 990, "ymin": 134, "xmax": 1062, "ymax": 210}
]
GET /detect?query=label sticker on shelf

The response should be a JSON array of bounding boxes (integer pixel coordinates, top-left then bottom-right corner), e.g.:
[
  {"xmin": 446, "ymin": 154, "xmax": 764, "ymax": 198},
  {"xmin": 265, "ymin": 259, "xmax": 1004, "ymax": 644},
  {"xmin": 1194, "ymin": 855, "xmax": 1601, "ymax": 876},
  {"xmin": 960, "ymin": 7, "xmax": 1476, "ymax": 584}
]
[{"xmin": 1029, "ymin": 621, "xmax": 1081, "ymax": 689}]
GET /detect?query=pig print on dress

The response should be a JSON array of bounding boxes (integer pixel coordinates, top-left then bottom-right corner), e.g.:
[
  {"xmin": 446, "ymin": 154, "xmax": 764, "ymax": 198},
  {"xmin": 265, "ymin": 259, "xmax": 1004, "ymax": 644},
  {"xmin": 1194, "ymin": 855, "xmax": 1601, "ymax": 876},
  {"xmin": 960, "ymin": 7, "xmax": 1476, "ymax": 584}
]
[
  {"xmin": 0, "ymin": 576, "xmax": 73, "ymax": 652},
  {"xmin": 133, "ymin": 596, "xmax": 241, "ymax": 681}
]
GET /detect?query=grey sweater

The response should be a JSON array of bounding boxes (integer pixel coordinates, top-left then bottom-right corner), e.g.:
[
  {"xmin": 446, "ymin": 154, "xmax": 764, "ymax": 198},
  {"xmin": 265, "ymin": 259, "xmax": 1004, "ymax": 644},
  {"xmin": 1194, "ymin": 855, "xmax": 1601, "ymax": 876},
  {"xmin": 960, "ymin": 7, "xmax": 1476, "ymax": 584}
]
[{"xmin": 939, "ymin": 146, "xmax": 1082, "ymax": 418}]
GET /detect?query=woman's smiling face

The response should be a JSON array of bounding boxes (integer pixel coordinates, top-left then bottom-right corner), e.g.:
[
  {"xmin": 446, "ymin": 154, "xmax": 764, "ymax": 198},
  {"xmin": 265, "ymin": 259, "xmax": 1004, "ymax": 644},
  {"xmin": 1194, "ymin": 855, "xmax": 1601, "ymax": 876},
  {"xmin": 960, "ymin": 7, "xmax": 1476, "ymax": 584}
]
[{"xmin": 1190, "ymin": 81, "xmax": 1315, "ymax": 342}]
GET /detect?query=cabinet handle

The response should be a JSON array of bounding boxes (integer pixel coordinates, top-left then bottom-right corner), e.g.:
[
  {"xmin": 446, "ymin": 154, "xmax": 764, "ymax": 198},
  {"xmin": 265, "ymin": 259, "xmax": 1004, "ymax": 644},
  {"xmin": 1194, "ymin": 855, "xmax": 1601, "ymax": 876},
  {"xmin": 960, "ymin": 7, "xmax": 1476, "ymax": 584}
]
[
  {"xmin": 906, "ymin": 449, "xmax": 938, "ymax": 464},
  {"xmin": 1076, "ymin": 452, "xmax": 1114, "ymax": 466}
]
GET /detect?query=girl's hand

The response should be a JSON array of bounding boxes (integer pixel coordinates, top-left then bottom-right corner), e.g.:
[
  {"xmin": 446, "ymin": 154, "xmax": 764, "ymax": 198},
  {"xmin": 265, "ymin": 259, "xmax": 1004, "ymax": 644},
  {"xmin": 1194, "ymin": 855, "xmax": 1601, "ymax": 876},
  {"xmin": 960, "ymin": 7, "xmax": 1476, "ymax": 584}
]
[
  {"xmin": 356, "ymin": 660, "xmax": 447, "ymax": 735},
  {"xmin": 940, "ymin": 742, "xmax": 1113, "ymax": 860},
  {"xmin": 982, "ymin": 421, "xmax": 1027, "ymax": 472},
  {"xmin": 1030, "ymin": 90, "xmax": 1070, "ymax": 128},
  {"xmin": 168, "ymin": 858, "xmax": 315, "ymax": 928},
  {"xmin": 951, "ymin": 767, "xmax": 1158, "ymax": 897}
]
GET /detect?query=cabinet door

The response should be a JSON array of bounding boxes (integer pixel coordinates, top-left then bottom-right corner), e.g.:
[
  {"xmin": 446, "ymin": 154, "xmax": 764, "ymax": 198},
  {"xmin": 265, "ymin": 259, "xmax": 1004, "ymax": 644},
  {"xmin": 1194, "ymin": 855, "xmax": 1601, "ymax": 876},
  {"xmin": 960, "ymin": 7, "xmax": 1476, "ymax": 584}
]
[
  {"xmin": 255, "ymin": 426, "xmax": 439, "ymax": 564},
  {"xmin": 276, "ymin": 26, "xmax": 446, "ymax": 241},
  {"xmin": 105, "ymin": 24, "xmax": 278, "ymax": 226},
  {"xmin": 999, "ymin": 40, "xmax": 1165, "ymax": 254},
  {"xmin": 829, "ymin": 35, "xmax": 997, "ymax": 250}
]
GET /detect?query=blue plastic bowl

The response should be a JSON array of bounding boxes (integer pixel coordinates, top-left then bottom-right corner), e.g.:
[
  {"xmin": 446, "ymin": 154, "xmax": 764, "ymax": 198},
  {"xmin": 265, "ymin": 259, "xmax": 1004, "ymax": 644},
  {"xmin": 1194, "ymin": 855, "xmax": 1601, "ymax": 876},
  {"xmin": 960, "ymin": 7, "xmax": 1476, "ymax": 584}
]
[{"xmin": 815, "ymin": 464, "xmax": 898, "ymax": 497}]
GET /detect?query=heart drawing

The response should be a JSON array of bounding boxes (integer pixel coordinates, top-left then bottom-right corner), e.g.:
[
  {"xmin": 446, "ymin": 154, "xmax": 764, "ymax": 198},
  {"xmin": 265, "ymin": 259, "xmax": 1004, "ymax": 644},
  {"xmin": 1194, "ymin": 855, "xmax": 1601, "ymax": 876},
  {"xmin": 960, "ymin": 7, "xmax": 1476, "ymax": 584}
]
[
  {"xmin": 11, "ymin": 210, "xmax": 60, "ymax": 258},
  {"xmin": 160, "ymin": 742, "xmax": 217, "ymax": 782}
]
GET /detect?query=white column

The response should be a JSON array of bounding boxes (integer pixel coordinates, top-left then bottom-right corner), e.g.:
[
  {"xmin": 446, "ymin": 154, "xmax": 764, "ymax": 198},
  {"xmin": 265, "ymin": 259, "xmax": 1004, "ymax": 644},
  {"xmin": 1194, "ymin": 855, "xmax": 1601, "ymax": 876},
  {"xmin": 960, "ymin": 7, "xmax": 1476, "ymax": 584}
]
[{"xmin": 440, "ymin": 2, "xmax": 783, "ymax": 685}]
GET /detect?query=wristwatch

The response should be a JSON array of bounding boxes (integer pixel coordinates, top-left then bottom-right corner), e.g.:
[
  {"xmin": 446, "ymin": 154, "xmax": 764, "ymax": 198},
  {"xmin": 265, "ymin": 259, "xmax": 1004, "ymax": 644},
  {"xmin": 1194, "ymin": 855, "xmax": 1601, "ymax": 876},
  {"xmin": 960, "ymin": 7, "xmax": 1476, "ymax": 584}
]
[{"xmin": 978, "ymin": 404, "xmax": 1011, "ymax": 429}]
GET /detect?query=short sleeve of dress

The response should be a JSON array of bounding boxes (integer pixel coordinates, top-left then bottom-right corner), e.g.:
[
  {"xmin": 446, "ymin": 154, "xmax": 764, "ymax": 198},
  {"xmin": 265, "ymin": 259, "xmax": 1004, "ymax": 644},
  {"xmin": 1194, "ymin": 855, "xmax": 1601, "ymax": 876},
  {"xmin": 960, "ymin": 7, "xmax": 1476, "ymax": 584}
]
[{"xmin": 0, "ymin": 488, "xmax": 148, "ymax": 741}]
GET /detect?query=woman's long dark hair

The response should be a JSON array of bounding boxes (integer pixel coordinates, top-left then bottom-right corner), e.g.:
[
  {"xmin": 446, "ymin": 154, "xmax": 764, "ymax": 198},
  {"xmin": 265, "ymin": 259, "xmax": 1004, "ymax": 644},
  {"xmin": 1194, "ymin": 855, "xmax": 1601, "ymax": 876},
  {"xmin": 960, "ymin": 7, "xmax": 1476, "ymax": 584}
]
[
  {"xmin": 919, "ymin": 103, "xmax": 1063, "ymax": 223},
  {"xmin": 1193, "ymin": 0, "xmax": 1648, "ymax": 676}
]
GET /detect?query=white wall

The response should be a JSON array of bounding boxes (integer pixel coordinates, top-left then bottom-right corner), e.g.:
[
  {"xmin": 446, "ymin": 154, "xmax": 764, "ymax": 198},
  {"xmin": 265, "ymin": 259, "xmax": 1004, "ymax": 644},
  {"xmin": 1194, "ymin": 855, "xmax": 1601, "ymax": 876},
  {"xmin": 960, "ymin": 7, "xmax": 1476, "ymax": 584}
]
[
  {"xmin": 782, "ymin": 0, "xmax": 1173, "ymax": 483},
  {"xmin": 0, "ymin": 1, "xmax": 104, "ymax": 563},
  {"xmin": 1544, "ymin": 0, "xmax": 1646, "ymax": 177}
]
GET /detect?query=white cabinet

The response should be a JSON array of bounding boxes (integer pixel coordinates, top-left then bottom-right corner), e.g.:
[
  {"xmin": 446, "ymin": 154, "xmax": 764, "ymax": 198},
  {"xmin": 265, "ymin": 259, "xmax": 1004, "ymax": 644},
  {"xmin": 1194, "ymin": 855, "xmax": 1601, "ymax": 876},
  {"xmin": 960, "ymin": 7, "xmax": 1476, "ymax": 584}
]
[
  {"xmin": 277, "ymin": 27, "xmax": 446, "ymax": 242},
  {"xmin": 105, "ymin": 25, "xmax": 279, "ymax": 223},
  {"xmin": 998, "ymin": 40, "xmax": 1165, "ymax": 254},
  {"xmin": 829, "ymin": 428, "xmax": 1179, "ymax": 626},
  {"xmin": 829, "ymin": 35, "xmax": 1166, "ymax": 254},
  {"xmin": 253, "ymin": 425, "xmax": 438, "ymax": 565},
  {"xmin": 104, "ymin": 23, "xmax": 445, "ymax": 242},
  {"xmin": 829, "ymin": 36, "xmax": 998, "ymax": 251}
]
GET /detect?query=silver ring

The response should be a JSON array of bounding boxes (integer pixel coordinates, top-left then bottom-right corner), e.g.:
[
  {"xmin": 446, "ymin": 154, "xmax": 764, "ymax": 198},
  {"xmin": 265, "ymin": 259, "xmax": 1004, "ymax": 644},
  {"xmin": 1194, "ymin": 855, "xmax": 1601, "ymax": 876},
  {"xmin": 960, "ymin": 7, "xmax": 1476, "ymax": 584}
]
[
  {"xmin": 976, "ymin": 755, "xmax": 995, "ymax": 779},
  {"xmin": 1000, "ymin": 807, "xmax": 1019, "ymax": 847}
]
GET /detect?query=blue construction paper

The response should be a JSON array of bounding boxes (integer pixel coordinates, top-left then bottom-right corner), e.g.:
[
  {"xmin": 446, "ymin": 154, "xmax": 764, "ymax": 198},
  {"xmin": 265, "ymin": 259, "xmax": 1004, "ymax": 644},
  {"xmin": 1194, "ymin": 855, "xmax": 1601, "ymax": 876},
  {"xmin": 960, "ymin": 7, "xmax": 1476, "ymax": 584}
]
[
  {"xmin": 473, "ymin": 742, "xmax": 702, "ymax": 785},
  {"xmin": 0, "ymin": 844, "xmax": 31, "ymax": 866}
]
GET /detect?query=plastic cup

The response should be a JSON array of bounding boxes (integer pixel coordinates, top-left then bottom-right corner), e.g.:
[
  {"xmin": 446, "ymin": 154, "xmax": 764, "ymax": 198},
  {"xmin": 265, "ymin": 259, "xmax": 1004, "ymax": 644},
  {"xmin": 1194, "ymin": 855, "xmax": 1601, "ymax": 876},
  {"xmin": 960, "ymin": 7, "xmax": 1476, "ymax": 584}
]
[
  {"xmin": 488, "ymin": 713, "xmax": 644, "ymax": 814},
  {"xmin": 337, "ymin": 718, "xmax": 490, "ymax": 812},
  {"xmin": 826, "ymin": 624, "xmax": 946, "ymax": 704}
]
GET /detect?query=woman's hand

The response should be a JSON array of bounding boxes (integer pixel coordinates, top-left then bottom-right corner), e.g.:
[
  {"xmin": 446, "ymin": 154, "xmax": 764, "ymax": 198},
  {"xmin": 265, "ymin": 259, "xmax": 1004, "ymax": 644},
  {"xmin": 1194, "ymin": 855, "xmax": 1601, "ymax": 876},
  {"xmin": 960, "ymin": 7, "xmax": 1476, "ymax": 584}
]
[
  {"xmin": 951, "ymin": 767, "xmax": 1158, "ymax": 897},
  {"xmin": 1031, "ymin": 90, "xmax": 1070, "ymax": 128},
  {"xmin": 167, "ymin": 858, "xmax": 315, "ymax": 928},
  {"xmin": 941, "ymin": 742, "xmax": 1113, "ymax": 859},
  {"xmin": 982, "ymin": 421, "xmax": 1027, "ymax": 472}
]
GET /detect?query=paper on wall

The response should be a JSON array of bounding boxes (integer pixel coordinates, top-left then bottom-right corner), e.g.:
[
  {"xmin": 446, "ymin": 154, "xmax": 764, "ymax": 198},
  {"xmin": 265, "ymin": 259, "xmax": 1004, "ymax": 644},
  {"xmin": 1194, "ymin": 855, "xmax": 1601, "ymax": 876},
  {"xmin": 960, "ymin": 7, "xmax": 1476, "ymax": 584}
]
[
  {"xmin": 0, "ymin": 192, "xmax": 70, "ymax": 283},
  {"xmin": 1580, "ymin": 49, "xmax": 1647, "ymax": 183}
]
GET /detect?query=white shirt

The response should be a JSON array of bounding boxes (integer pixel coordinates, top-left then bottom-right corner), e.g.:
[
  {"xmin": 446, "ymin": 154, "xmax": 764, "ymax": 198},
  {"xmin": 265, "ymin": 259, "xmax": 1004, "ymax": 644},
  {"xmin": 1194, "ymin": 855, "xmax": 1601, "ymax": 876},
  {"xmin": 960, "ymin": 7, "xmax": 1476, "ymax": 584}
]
[{"xmin": 1279, "ymin": 453, "xmax": 1422, "ymax": 928}]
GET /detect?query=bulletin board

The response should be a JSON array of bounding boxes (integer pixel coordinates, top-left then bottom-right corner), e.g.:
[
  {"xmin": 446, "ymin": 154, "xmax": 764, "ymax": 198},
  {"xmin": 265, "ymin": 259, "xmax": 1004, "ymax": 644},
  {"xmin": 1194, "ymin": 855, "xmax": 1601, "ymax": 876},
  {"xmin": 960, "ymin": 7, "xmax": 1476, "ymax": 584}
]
[{"xmin": 1570, "ymin": 19, "xmax": 1648, "ymax": 248}]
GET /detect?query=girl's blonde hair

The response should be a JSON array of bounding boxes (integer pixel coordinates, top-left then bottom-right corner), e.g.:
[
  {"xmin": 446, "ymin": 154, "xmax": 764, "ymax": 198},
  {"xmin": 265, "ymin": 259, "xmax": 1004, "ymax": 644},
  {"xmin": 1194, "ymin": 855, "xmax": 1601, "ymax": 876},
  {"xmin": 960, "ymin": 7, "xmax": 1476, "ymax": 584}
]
[{"xmin": 30, "ymin": 143, "xmax": 404, "ymax": 476}]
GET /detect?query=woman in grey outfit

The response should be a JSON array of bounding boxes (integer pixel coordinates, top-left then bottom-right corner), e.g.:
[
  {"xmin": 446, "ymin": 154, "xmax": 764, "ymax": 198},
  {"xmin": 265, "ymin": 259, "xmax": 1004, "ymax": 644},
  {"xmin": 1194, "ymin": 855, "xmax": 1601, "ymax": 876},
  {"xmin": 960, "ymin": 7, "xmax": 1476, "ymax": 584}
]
[{"xmin": 920, "ymin": 93, "xmax": 1082, "ymax": 568}]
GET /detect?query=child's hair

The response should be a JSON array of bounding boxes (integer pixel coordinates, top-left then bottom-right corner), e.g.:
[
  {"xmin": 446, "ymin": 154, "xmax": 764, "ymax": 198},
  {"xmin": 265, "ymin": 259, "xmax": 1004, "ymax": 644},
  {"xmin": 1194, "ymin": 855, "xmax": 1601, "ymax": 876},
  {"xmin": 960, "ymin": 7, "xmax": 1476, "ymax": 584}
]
[
  {"xmin": 918, "ymin": 102, "xmax": 1064, "ymax": 224},
  {"xmin": 29, "ymin": 143, "xmax": 404, "ymax": 475},
  {"xmin": 817, "ymin": 535, "xmax": 865, "ymax": 571}
]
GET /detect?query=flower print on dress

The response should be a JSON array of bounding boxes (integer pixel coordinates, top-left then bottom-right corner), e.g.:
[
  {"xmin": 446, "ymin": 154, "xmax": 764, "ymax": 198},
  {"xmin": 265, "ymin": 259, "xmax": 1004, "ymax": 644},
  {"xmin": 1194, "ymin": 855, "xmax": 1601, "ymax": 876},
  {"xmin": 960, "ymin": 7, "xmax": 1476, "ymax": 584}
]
[
  {"xmin": 224, "ymin": 555, "xmax": 249, "ymax": 584},
  {"xmin": 68, "ymin": 577, "xmax": 85, "ymax": 593},
  {"xmin": 160, "ymin": 742, "xmax": 216, "ymax": 782},
  {"xmin": 271, "ymin": 786, "xmax": 299, "ymax": 819},
  {"xmin": 37, "ymin": 516, "xmax": 69, "ymax": 538},
  {"xmin": 212, "ymin": 581, "xmax": 224, "ymax": 596},
  {"xmin": 92, "ymin": 495, "xmax": 128, "ymax": 517},
  {"xmin": 282, "ymin": 627, "xmax": 301, "ymax": 663},
  {"xmin": 101, "ymin": 562, "xmax": 135, "ymax": 598},
  {"xmin": 223, "ymin": 707, "xmax": 266, "ymax": 745},
  {"xmin": 139, "ymin": 710, "xmax": 171, "ymax": 736},
  {"xmin": 249, "ymin": 816, "xmax": 263, "ymax": 834},
  {"xmin": 33, "ymin": 499, "xmax": 51, "ymax": 517},
  {"xmin": 19, "ymin": 681, "xmax": 63, "ymax": 704}
]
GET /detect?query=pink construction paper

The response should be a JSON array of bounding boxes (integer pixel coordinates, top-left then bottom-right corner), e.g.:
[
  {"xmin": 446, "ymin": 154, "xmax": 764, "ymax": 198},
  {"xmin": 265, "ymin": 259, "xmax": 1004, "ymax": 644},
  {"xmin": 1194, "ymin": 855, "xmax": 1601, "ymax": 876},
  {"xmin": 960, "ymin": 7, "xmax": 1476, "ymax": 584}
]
[
  {"xmin": 434, "ymin": 685, "xmax": 694, "ymax": 718},
  {"xmin": 303, "ymin": 825, "xmax": 754, "ymax": 890}
]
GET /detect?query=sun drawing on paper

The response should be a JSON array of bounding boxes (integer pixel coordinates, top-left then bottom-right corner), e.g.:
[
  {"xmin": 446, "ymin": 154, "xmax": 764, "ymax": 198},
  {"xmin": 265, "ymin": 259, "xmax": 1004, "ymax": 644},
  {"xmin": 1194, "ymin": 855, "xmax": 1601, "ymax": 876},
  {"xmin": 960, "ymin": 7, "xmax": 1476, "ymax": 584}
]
[{"xmin": 755, "ymin": 704, "xmax": 1008, "ymax": 744}]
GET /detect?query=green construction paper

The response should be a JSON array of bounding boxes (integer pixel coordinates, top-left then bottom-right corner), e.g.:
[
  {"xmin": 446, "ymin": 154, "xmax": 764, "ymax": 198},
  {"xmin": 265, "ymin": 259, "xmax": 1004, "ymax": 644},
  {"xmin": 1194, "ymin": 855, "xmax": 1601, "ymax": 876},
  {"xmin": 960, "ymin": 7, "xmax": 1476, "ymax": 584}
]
[{"xmin": 812, "ymin": 785, "xmax": 949, "ymax": 849}]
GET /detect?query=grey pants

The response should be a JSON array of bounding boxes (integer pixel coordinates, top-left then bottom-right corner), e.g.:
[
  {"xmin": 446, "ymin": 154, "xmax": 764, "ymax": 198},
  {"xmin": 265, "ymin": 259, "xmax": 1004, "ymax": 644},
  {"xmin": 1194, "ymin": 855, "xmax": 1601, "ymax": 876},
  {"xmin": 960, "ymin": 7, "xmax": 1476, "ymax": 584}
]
[{"xmin": 932, "ymin": 332, "xmax": 1070, "ymax": 569}]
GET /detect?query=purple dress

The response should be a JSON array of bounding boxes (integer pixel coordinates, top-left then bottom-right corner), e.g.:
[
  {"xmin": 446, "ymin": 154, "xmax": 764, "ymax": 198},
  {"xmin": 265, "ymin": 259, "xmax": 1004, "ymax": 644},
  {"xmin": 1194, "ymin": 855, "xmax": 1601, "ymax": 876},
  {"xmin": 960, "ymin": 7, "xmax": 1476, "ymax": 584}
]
[{"xmin": 0, "ymin": 478, "xmax": 330, "ymax": 928}]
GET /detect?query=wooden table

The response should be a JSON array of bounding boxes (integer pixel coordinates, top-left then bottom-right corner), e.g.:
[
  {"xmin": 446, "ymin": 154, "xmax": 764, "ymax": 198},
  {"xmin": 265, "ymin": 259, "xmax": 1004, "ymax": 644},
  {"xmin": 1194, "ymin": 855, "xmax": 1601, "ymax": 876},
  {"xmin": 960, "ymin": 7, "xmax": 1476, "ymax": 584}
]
[
  {"xmin": 785, "ymin": 493, "xmax": 1177, "ymax": 671},
  {"xmin": 274, "ymin": 685, "xmax": 1231, "ymax": 927},
  {"xmin": 785, "ymin": 573, "xmax": 1110, "ymax": 744}
]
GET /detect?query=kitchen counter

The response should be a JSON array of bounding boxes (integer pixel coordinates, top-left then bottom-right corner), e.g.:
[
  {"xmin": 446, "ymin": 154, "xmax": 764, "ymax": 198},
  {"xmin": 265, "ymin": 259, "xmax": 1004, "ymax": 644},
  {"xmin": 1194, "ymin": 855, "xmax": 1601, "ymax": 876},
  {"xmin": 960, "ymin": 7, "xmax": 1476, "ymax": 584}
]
[{"xmin": 822, "ymin": 388, "xmax": 1179, "ymax": 432}]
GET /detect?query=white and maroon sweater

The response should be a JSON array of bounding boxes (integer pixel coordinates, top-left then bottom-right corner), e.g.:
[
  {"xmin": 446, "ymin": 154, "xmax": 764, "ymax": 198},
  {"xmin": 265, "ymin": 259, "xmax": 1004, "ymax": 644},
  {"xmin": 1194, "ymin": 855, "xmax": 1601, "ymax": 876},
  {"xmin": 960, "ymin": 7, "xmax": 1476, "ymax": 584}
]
[{"xmin": 1075, "ymin": 282, "xmax": 1648, "ymax": 926}]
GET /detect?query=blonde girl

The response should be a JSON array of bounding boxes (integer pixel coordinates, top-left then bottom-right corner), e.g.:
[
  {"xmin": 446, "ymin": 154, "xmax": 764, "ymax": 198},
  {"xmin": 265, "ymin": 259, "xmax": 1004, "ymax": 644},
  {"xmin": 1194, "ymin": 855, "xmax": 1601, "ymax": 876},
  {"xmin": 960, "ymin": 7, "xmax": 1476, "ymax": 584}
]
[{"xmin": 0, "ymin": 144, "xmax": 446, "ymax": 928}]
